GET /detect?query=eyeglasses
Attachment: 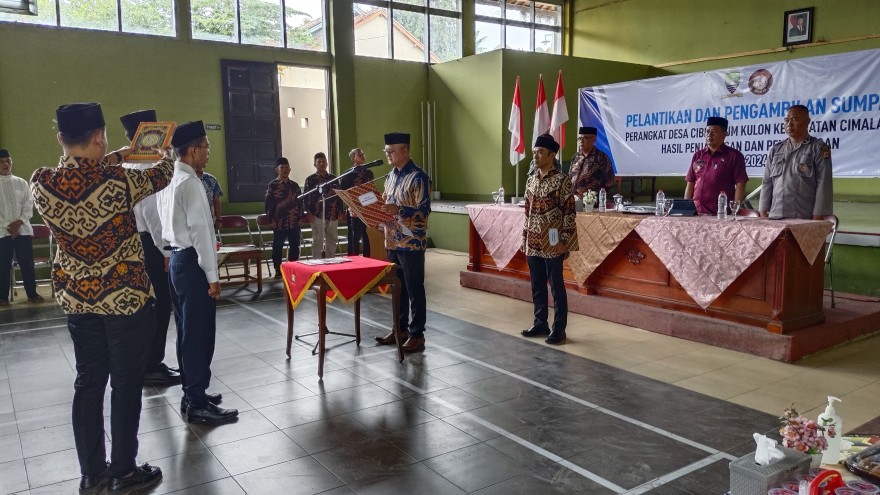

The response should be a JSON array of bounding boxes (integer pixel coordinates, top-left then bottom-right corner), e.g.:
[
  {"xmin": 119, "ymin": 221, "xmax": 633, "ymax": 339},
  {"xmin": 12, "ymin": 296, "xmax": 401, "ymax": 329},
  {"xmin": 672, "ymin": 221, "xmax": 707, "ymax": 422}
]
[
  {"xmin": 383, "ymin": 149, "xmax": 396, "ymax": 155},
  {"xmin": 194, "ymin": 145, "xmax": 211, "ymax": 151}
]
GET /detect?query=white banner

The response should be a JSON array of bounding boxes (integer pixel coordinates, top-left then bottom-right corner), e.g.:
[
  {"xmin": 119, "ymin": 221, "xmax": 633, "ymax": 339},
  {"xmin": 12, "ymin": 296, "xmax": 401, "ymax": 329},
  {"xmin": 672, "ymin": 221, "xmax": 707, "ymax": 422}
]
[{"xmin": 578, "ymin": 48, "xmax": 880, "ymax": 177}]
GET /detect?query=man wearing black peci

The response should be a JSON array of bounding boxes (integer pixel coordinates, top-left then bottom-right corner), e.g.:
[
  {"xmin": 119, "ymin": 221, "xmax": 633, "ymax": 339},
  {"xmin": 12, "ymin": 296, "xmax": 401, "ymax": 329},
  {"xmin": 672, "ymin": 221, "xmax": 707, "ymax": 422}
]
[{"xmin": 158, "ymin": 120, "xmax": 238, "ymax": 425}]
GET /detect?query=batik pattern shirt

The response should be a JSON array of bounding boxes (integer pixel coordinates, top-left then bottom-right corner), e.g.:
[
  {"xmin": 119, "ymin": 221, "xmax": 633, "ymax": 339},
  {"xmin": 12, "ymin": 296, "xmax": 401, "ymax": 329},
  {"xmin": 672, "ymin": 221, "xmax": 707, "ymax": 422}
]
[
  {"xmin": 264, "ymin": 179, "xmax": 302, "ymax": 230},
  {"xmin": 383, "ymin": 160, "xmax": 430, "ymax": 251},
  {"xmin": 304, "ymin": 172, "xmax": 342, "ymax": 220},
  {"xmin": 523, "ymin": 169, "xmax": 578, "ymax": 258},
  {"xmin": 31, "ymin": 155, "xmax": 173, "ymax": 314},
  {"xmin": 339, "ymin": 165, "xmax": 374, "ymax": 190},
  {"xmin": 568, "ymin": 147, "xmax": 615, "ymax": 193},
  {"xmin": 200, "ymin": 172, "xmax": 223, "ymax": 218}
]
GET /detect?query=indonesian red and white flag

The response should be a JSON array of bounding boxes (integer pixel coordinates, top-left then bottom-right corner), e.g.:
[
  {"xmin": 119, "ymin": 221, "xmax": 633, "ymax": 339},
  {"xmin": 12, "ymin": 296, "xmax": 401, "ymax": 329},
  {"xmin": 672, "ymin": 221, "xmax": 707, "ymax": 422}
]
[
  {"xmin": 508, "ymin": 77, "xmax": 525, "ymax": 166},
  {"xmin": 550, "ymin": 70, "xmax": 568, "ymax": 151},
  {"xmin": 532, "ymin": 75, "xmax": 551, "ymax": 149}
]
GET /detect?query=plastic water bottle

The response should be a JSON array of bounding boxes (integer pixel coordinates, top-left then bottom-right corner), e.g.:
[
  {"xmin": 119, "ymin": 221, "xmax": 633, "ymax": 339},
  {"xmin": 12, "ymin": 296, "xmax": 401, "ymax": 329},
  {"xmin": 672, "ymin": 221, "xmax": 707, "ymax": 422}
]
[
  {"xmin": 655, "ymin": 189, "xmax": 665, "ymax": 216},
  {"xmin": 717, "ymin": 191, "xmax": 728, "ymax": 220},
  {"xmin": 498, "ymin": 186, "xmax": 505, "ymax": 204},
  {"xmin": 598, "ymin": 188, "xmax": 606, "ymax": 213}
]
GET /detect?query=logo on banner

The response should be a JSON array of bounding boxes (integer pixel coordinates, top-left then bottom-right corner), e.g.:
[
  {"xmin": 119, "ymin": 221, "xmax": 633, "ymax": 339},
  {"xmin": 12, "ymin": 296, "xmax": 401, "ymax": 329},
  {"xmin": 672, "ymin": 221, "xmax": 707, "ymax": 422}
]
[
  {"xmin": 748, "ymin": 69, "xmax": 774, "ymax": 95},
  {"xmin": 723, "ymin": 71, "xmax": 742, "ymax": 98}
]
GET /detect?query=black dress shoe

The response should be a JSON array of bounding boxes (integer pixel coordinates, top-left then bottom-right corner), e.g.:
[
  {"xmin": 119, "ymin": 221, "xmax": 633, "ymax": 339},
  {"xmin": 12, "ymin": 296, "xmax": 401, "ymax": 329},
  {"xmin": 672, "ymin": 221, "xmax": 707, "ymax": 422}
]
[
  {"xmin": 180, "ymin": 393, "xmax": 222, "ymax": 413},
  {"xmin": 186, "ymin": 402, "xmax": 238, "ymax": 424},
  {"xmin": 521, "ymin": 325, "xmax": 551, "ymax": 337},
  {"xmin": 375, "ymin": 330, "xmax": 408, "ymax": 346},
  {"xmin": 79, "ymin": 462, "xmax": 110, "ymax": 491},
  {"xmin": 545, "ymin": 332, "xmax": 567, "ymax": 345},
  {"xmin": 143, "ymin": 365, "xmax": 181, "ymax": 386},
  {"xmin": 108, "ymin": 463, "xmax": 162, "ymax": 492}
]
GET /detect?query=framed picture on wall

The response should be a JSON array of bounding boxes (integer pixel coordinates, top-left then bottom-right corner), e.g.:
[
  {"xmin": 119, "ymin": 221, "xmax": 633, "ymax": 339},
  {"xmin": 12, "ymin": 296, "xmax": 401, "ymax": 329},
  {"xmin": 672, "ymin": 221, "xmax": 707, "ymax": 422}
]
[{"xmin": 783, "ymin": 7, "xmax": 813, "ymax": 47}]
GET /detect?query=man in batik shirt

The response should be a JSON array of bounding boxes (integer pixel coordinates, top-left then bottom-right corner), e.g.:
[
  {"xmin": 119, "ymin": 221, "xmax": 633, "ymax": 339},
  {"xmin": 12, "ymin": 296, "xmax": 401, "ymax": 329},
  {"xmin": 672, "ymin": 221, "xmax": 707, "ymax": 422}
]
[
  {"xmin": 568, "ymin": 126, "xmax": 615, "ymax": 198},
  {"xmin": 340, "ymin": 148, "xmax": 374, "ymax": 256},
  {"xmin": 374, "ymin": 132, "xmax": 431, "ymax": 353},
  {"xmin": 521, "ymin": 133, "xmax": 578, "ymax": 345},
  {"xmin": 303, "ymin": 152, "xmax": 342, "ymax": 258},
  {"xmin": 265, "ymin": 157, "xmax": 302, "ymax": 276}
]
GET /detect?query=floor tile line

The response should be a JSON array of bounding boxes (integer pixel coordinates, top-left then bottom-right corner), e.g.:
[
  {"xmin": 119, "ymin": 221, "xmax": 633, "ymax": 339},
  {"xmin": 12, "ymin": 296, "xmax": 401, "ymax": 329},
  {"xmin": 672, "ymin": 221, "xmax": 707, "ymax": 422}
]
[
  {"xmin": 0, "ymin": 324, "xmax": 67, "ymax": 336},
  {"xmin": 621, "ymin": 452, "xmax": 729, "ymax": 495},
  {"xmin": 0, "ymin": 317, "xmax": 65, "ymax": 328},
  {"xmin": 387, "ymin": 376, "xmax": 627, "ymax": 494},
  {"xmin": 439, "ymin": 347, "xmax": 736, "ymax": 460},
  {"xmin": 222, "ymin": 293, "xmax": 729, "ymax": 493}
]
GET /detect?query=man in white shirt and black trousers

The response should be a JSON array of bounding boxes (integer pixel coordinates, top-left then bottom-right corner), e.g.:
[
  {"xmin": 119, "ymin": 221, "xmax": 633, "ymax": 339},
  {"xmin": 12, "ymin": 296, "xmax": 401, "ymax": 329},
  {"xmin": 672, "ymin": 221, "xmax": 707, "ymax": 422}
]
[
  {"xmin": 158, "ymin": 121, "xmax": 237, "ymax": 424},
  {"xmin": 119, "ymin": 110, "xmax": 181, "ymax": 387}
]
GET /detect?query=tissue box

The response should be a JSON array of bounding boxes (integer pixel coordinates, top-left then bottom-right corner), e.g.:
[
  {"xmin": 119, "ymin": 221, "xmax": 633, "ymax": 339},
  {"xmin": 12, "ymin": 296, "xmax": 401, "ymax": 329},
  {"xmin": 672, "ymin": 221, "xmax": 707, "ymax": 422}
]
[{"xmin": 729, "ymin": 447, "xmax": 810, "ymax": 495}]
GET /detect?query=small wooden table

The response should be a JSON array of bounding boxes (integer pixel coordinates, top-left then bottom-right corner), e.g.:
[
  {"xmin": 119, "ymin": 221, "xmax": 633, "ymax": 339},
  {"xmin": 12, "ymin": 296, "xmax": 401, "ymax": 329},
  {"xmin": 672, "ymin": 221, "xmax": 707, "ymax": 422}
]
[
  {"xmin": 281, "ymin": 257, "xmax": 402, "ymax": 378},
  {"xmin": 217, "ymin": 246, "xmax": 262, "ymax": 293}
]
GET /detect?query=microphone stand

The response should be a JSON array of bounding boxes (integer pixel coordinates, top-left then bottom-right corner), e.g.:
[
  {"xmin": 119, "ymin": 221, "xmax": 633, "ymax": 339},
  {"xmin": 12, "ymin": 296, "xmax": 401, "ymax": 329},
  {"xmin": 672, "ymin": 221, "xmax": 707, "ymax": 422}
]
[{"xmin": 300, "ymin": 169, "xmax": 352, "ymax": 259}]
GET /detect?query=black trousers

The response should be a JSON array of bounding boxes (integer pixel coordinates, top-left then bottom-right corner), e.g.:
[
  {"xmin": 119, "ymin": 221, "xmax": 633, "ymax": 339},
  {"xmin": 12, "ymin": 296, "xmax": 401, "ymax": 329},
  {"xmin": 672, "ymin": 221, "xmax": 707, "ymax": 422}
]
[
  {"xmin": 140, "ymin": 233, "xmax": 172, "ymax": 371},
  {"xmin": 272, "ymin": 227, "xmax": 301, "ymax": 273},
  {"xmin": 526, "ymin": 254, "xmax": 568, "ymax": 334},
  {"xmin": 67, "ymin": 301, "xmax": 155, "ymax": 478},
  {"xmin": 387, "ymin": 249, "xmax": 426, "ymax": 338},
  {"xmin": 346, "ymin": 213, "xmax": 370, "ymax": 256},
  {"xmin": 0, "ymin": 234, "xmax": 38, "ymax": 300},
  {"xmin": 169, "ymin": 247, "xmax": 216, "ymax": 409}
]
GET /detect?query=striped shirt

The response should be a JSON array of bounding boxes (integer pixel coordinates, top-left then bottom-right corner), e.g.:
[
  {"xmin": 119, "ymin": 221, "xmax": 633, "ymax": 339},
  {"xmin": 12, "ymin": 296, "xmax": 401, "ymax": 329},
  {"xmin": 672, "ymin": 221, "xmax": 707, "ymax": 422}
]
[
  {"xmin": 383, "ymin": 160, "xmax": 431, "ymax": 251},
  {"xmin": 31, "ymin": 155, "xmax": 174, "ymax": 315}
]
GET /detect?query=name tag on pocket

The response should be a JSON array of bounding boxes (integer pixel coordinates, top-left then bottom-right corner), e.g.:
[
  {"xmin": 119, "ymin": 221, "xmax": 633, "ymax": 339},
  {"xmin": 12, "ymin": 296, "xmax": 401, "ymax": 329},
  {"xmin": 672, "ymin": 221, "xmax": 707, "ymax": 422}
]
[{"xmin": 549, "ymin": 228, "xmax": 559, "ymax": 246}]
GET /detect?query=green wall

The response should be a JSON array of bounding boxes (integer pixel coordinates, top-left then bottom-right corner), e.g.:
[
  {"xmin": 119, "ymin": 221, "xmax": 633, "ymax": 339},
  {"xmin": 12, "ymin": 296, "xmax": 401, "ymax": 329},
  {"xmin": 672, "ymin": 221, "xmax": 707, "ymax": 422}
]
[
  {"xmin": 352, "ymin": 57, "xmax": 428, "ymax": 181},
  {"xmin": 428, "ymin": 49, "xmax": 650, "ymax": 201},
  {"xmin": 0, "ymin": 23, "xmax": 334, "ymax": 216},
  {"xmin": 428, "ymin": 212, "xmax": 470, "ymax": 252},
  {"xmin": 429, "ymin": 50, "xmax": 504, "ymax": 201}
]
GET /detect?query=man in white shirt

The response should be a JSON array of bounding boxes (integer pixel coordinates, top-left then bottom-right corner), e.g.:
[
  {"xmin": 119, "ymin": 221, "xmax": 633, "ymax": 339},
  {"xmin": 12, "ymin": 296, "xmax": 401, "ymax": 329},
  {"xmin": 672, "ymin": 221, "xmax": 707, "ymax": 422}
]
[
  {"xmin": 158, "ymin": 120, "xmax": 237, "ymax": 424},
  {"xmin": 0, "ymin": 148, "xmax": 44, "ymax": 305},
  {"xmin": 119, "ymin": 110, "xmax": 180, "ymax": 386}
]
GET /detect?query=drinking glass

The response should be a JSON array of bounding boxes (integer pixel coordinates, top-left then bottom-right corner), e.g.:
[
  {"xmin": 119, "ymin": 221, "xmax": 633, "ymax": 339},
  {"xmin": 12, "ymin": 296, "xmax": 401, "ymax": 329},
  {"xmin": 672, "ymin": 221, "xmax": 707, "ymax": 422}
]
[
  {"xmin": 663, "ymin": 199, "xmax": 674, "ymax": 217},
  {"xmin": 729, "ymin": 200, "xmax": 742, "ymax": 220},
  {"xmin": 491, "ymin": 191, "xmax": 499, "ymax": 205}
]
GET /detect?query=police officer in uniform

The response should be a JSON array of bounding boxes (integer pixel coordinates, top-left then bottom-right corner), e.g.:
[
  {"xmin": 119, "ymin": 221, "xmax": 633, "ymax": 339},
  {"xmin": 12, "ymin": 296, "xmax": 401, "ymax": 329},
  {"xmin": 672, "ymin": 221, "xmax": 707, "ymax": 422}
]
[{"xmin": 759, "ymin": 105, "xmax": 833, "ymax": 219}]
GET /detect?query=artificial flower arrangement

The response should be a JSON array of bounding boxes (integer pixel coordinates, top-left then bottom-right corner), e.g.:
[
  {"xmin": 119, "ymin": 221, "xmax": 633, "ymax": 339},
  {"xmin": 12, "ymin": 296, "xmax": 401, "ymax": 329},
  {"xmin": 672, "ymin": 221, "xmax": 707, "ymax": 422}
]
[
  {"xmin": 780, "ymin": 404, "xmax": 836, "ymax": 454},
  {"xmin": 583, "ymin": 190, "xmax": 598, "ymax": 207}
]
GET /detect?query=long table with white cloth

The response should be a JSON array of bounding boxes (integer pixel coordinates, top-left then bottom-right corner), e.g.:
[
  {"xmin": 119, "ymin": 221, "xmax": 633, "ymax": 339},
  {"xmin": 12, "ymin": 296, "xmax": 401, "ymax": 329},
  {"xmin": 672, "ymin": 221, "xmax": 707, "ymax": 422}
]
[{"xmin": 465, "ymin": 204, "xmax": 833, "ymax": 334}]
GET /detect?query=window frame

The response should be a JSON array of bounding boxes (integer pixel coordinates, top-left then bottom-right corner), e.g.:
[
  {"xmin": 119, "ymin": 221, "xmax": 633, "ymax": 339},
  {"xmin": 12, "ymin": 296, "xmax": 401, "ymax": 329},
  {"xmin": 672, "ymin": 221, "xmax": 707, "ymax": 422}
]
[
  {"xmin": 475, "ymin": 0, "xmax": 563, "ymax": 54},
  {"xmin": 191, "ymin": 0, "xmax": 328, "ymax": 52},
  {"xmin": 355, "ymin": 0, "xmax": 463, "ymax": 63},
  {"xmin": 0, "ymin": 0, "xmax": 177, "ymax": 37}
]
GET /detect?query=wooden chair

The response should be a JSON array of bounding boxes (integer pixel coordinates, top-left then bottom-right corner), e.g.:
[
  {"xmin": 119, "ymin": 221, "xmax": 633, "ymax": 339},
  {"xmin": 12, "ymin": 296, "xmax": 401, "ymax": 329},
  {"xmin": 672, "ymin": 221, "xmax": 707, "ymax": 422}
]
[
  {"xmin": 818, "ymin": 215, "xmax": 840, "ymax": 308},
  {"xmin": 10, "ymin": 224, "xmax": 54, "ymax": 301}
]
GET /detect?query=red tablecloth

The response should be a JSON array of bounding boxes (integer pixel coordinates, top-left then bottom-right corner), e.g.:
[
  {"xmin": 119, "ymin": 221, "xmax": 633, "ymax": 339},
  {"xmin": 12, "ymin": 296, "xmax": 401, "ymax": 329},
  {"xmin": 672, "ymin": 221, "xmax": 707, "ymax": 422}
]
[{"xmin": 281, "ymin": 256, "xmax": 395, "ymax": 308}]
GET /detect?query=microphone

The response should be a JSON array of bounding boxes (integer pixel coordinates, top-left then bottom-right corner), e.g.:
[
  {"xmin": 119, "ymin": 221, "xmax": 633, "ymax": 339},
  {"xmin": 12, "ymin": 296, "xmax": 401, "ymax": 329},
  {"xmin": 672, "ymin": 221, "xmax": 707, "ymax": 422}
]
[{"xmin": 364, "ymin": 159, "xmax": 383, "ymax": 168}]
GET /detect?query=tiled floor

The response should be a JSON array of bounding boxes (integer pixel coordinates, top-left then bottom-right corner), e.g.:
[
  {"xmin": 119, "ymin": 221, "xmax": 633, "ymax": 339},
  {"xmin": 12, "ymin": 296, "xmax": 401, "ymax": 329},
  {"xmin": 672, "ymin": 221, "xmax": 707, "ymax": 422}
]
[{"xmin": 1, "ymin": 249, "xmax": 878, "ymax": 494}]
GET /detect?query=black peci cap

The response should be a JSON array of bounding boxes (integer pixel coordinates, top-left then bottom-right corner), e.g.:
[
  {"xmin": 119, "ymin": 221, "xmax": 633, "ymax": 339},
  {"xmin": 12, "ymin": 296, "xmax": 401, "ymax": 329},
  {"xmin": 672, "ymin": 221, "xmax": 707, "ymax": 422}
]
[
  {"xmin": 56, "ymin": 103, "xmax": 105, "ymax": 135},
  {"xmin": 171, "ymin": 120, "xmax": 206, "ymax": 147}
]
